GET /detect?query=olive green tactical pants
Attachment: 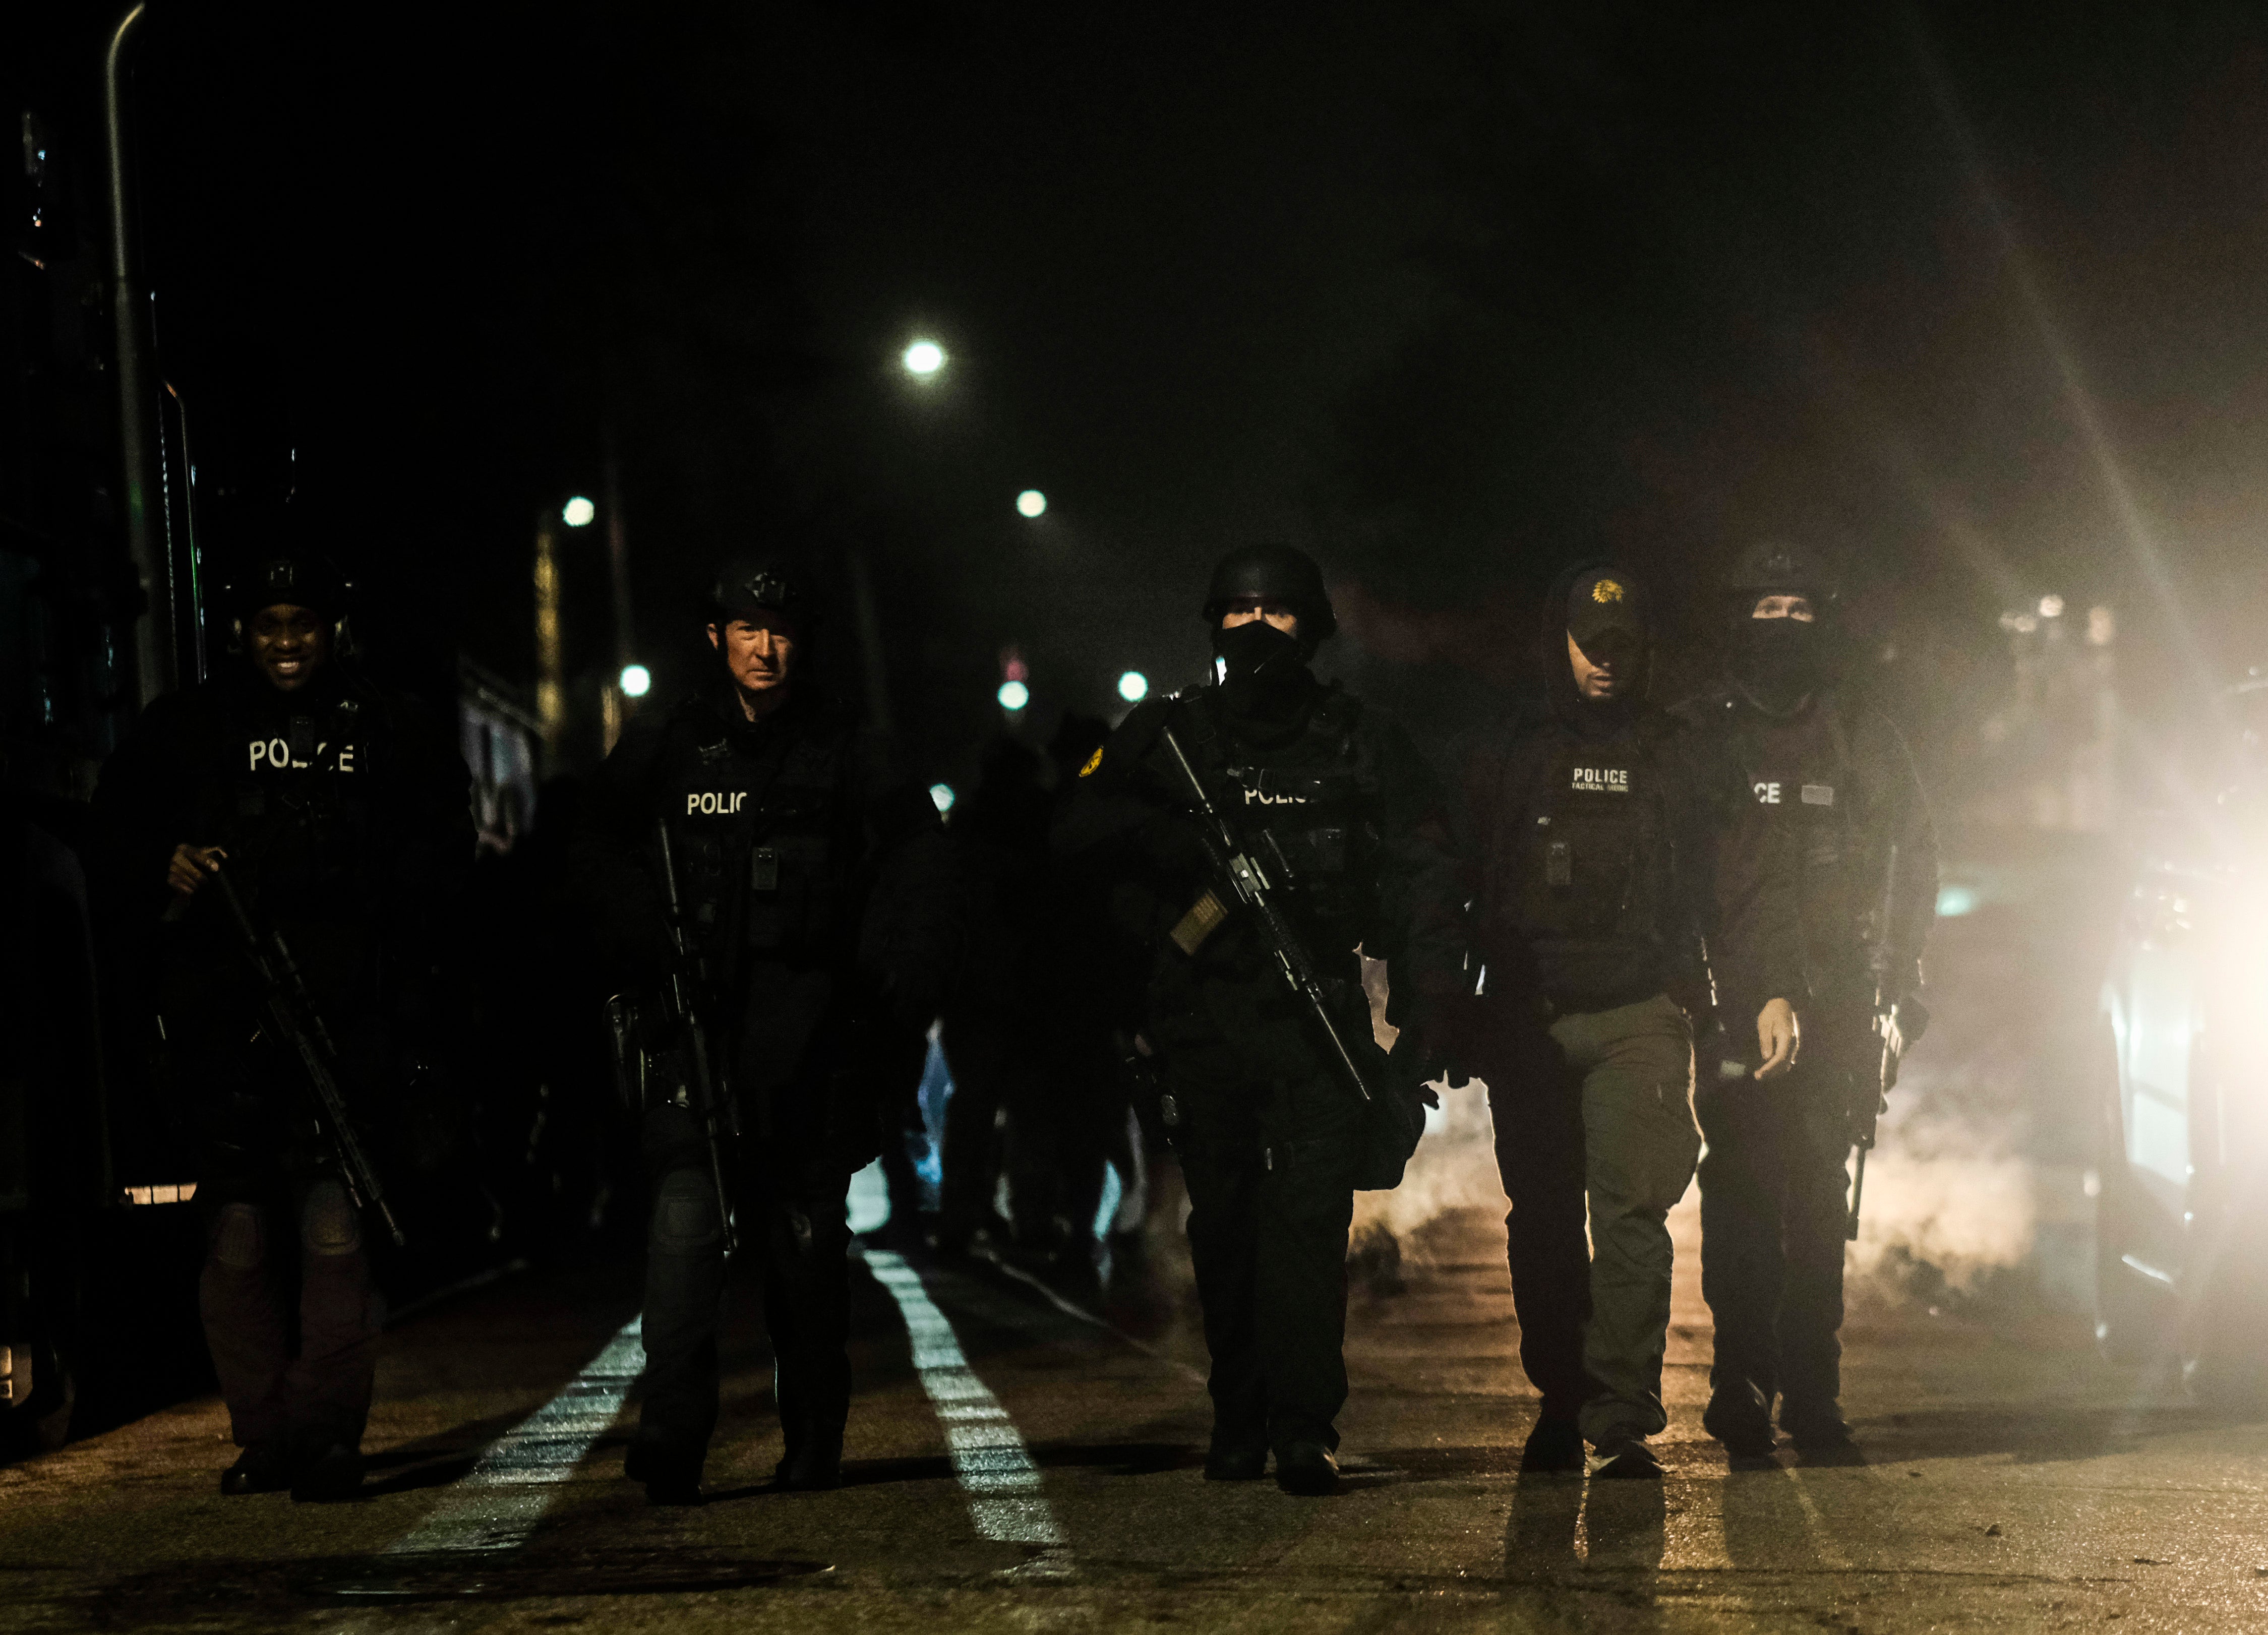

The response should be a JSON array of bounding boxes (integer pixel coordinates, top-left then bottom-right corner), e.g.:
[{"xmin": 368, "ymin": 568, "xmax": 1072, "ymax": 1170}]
[
  {"xmin": 1558, "ymin": 995, "xmax": 1700, "ymax": 1444},
  {"xmin": 1489, "ymin": 994, "xmax": 1699, "ymax": 1447}
]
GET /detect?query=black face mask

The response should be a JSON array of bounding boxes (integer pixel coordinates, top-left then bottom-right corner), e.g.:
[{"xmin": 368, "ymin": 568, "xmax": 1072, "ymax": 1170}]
[
  {"xmin": 1733, "ymin": 615, "xmax": 1825, "ymax": 704},
  {"xmin": 1213, "ymin": 618, "xmax": 1308, "ymax": 708}
]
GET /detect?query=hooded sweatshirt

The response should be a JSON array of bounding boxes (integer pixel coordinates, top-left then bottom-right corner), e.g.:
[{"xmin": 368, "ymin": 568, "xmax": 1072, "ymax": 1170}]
[{"xmin": 1458, "ymin": 560, "xmax": 1709, "ymax": 1017}]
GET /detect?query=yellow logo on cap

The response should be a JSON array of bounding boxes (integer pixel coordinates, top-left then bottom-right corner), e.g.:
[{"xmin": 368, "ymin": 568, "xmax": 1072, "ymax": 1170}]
[
  {"xmin": 1593, "ymin": 579, "xmax": 1626, "ymax": 604},
  {"xmin": 1079, "ymin": 747, "xmax": 1105, "ymax": 778}
]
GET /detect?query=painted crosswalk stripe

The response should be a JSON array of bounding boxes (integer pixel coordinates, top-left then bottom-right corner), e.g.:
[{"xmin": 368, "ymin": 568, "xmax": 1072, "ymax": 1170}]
[
  {"xmin": 384, "ymin": 1318, "xmax": 645, "ymax": 1557},
  {"xmin": 866, "ymin": 1251, "xmax": 1066, "ymax": 1551}
]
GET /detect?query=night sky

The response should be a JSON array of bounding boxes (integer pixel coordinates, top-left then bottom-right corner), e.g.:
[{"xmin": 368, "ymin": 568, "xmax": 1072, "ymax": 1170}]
[{"xmin": 77, "ymin": 1, "xmax": 2268, "ymax": 790}]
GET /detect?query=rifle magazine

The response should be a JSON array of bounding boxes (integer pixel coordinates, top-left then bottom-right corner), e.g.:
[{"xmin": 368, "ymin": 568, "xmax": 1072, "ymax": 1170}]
[{"xmin": 1170, "ymin": 889, "xmax": 1229, "ymax": 955}]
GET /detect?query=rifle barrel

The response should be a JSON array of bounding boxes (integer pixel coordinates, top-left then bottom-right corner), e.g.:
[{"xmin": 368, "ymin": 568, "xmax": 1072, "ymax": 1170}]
[{"xmin": 1159, "ymin": 719, "xmax": 1374, "ymax": 1104}]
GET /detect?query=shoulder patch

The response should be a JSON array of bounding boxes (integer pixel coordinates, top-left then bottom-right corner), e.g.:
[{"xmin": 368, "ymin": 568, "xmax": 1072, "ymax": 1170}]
[{"xmin": 1079, "ymin": 746, "xmax": 1104, "ymax": 778}]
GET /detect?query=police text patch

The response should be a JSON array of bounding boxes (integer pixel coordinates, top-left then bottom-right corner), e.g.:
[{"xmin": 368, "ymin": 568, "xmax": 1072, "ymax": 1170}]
[{"xmin": 1569, "ymin": 765, "xmax": 1631, "ymax": 794}]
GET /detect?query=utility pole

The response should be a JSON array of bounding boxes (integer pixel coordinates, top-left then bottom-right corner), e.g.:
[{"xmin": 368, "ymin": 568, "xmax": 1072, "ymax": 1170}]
[
  {"xmin": 602, "ymin": 451, "xmax": 633, "ymax": 753},
  {"xmin": 534, "ymin": 514, "xmax": 565, "ymax": 766},
  {"xmin": 104, "ymin": 1, "xmax": 170, "ymax": 707}
]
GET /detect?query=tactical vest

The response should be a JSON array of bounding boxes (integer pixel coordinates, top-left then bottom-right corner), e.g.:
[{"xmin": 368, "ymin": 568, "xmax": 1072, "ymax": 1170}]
[
  {"xmin": 1507, "ymin": 731, "xmax": 1670, "ymax": 947},
  {"xmin": 215, "ymin": 687, "xmax": 381, "ymax": 909},
  {"xmin": 1726, "ymin": 702, "xmax": 1872, "ymax": 986},
  {"xmin": 658, "ymin": 702, "xmax": 851, "ymax": 963},
  {"xmin": 1180, "ymin": 686, "xmax": 1379, "ymax": 954}
]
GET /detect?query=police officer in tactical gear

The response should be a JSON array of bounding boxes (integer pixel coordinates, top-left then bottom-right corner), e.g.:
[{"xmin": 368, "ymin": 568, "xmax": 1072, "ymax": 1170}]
[
  {"xmin": 1456, "ymin": 562, "xmax": 1709, "ymax": 1480},
  {"xmin": 1673, "ymin": 540, "xmax": 1936, "ymax": 1457},
  {"xmin": 570, "ymin": 556, "xmax": 955, "ymax": 1505},
  {"xmin": 89, "ymin": 550, "xmax": 471, "ymax": 1501},
  {"xmin": 1056, "ymin": 543, "xmax": 1465, "ymax": 1496}
]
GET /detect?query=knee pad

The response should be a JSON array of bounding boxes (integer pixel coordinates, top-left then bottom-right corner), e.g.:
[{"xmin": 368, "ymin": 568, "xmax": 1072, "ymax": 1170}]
[
  {"xmin": 210, "ymin": 1202, "xmax": 266, "ymax": 1273},
  {"xmin": 302, "ymin": 1180, "xmax": 363, "ymax": 1257},
  {"xmin": 650, "ymin": 1170, "xmax": 722, "ymax": 1254}
]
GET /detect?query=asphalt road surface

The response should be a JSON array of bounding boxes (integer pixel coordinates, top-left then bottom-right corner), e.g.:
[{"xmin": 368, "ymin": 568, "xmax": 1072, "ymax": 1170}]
[{"xmin": 5, "ymin": 1182, "xmax": 2266, "ymax": 1635}]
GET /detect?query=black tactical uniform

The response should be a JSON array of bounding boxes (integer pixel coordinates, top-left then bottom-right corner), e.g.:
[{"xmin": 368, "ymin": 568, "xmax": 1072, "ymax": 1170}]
[
  {"xmin": 1055, "ymin": 546, "xmax": 1464, "ymax": 1496},
  {"xmin": 936, "ymin": 738, "xmax": 1057, "ymax": 1258},
  {"xmin": 1456, "ymin": 562, "xmax": 1709, "ymax": 1477},
  {"xmin": 1673, "ymin": 541, "xmax": 1936, "ymax": 1455},
  {"xmin": 88, "ymin": 554, "xmax": 470, "ymax": 1499},
  {"xmin": 569, "ymin": 559, "xmax": 954, "ymax": 1503}
]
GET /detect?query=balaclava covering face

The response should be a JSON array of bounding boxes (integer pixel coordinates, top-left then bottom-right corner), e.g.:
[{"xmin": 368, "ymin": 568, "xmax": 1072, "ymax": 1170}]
[
  {"xmin": 1213, "ymin": 616, "xmax": 1311, "ymax": 707},
  {"xmin": 1731, "ymin": 604, "xmax": 1827, "ymax": 709}
]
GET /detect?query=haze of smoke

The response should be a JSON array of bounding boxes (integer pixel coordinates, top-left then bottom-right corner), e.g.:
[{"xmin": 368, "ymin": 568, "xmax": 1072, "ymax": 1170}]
[
  {"xmin": 1348, "ymin": 1078, "xmax": 2035, "ymax": 1302},
  {"xmin": 1849, "ymin": 1050, "xmax": 2039, "ymax": 1299}
]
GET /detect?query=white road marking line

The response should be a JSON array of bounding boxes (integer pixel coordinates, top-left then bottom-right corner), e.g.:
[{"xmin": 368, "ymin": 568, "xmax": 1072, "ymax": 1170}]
[
  {"xmin": 866, "ymin": 1251, "xmax": 1068, "ymax": 1555},
  {"xmin": 384, "ymin": 1318, "xmax": 644, "ymax": 1557},
  {"xmin": 1785, "ymin": 1467, "xmax": 1853, "ymax": 1571}
]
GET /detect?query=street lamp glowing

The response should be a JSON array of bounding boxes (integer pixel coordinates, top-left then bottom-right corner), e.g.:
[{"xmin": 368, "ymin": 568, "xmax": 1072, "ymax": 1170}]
[
  {"xmin": 1017, "ymin": 490, "xmax": 1047, "ymax": 518},
  {"xmin": 929, "ymin": 782, "xmax": 956, "ymax": 814},
  {"xmin": 902, "ymin": 339, "xmax": 946, "ymax": 377},
  {"xmin": 1117, "ymin": 670, "xmax": 1149, "ymax": 703},
  {"xmin": 562, "ymin": 495, "xmax": 596, "ymax": 527},
  {"xmin": 619, "ymin": 663, "xmax": 651, "ymax": 699},
  {"xmin": 997, "ymin": 679, "xmax": 1030, "ymax": 711}
]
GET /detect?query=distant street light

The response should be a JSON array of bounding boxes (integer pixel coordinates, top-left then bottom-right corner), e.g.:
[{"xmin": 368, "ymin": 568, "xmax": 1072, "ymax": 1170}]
[
  {"xmin": 997, "ymin": 679, "xmax": 1030, "ymax": 711},
  {"xmin": 562, "ymin": 495, "xmax": 596, "ymax": 527},
  {"xmin": 619, "ymin": 663, "xmax": 651, "ymax": 699},
  {"xmin": 902, "ymin": 339, "xmax": 946, "ymax": 378},
  {"xmin": 929, "ymin": 782, "xmax": 956, "ymax": 814},
  {"xmin": 1118, "ymin": 670, "xmax": 1149, "ymax": 703},
  {"xmin": 1017, "ymin": 490, "xmax": 1047, "ymax": 518}
]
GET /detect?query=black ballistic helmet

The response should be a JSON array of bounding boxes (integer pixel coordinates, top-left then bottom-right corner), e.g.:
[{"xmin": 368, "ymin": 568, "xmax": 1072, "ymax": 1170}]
[
  {"xmin": 227, "ymin": 553, "xmax": 348, "ymax": 621},
  {"xmin": 708, "ymin": 556, "xmax": 815, "ymax": 627},
  {"xmin": 1201, "ymin": 543, "xmax": 1337, "ymax": 641},
  {"xmin": 1721, "ymin": 539, "xmax": 1841, "ymax": 610}
]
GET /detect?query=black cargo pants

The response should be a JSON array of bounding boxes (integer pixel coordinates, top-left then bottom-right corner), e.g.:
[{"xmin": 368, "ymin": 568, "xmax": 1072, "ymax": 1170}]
[
  {"xmin": 631, "ymin": 1101, "xmax": 853, "ymax": 1474},
  {"xmin": 1172, "ymin": 1050, "xmax": 1363, "ymax": 1457},
  {"xmin": 197, "ymin": 1145, "xmax": 384, "ymax": 1457},
  {"xmin": 1694, "ymin": 1040, "xmax": 1855, "ymax": 1417},
  {"xmin": 188, "ymin": 1019, "xmax": 386, "ymax": 1460}
]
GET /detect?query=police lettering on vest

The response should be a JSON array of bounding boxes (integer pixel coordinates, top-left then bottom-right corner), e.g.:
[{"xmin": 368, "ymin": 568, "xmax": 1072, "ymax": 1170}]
[
  {"xmin": 1570, "ymin": 764, "xmax": 1632, "ymax": 794},
  {"xmin": 245, "ymin": 738, "xmax": 357, "ymax": 772},
  {"xmin": 685, "ymin": 791, "xmax": 752, "ymax": 816}
]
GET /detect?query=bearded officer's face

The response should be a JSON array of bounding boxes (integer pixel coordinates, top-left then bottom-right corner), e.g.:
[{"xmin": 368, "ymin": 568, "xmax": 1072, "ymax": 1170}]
[
  {"xmin": 1567, "ymin": 630, "xmax": 1635, "ymax": 701},
  {"xmin": 707, "ymin": 614, "xmax": 800, "ymax": 699},
  {"xmin": 247, "ymin": 603, "xmax": 330, "ymax": 693}
]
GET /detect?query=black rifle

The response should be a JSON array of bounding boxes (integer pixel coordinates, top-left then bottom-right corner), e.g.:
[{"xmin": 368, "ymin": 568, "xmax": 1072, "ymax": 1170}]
[
  {"xmin": 653, "ymin": 820, "xmax": 742, "ymax": 1256},
  {"xmin": 1846, "ymin": 841, "xmax": 1904, "ymax": 1240},
  {"xmin": 210, "ymin": 868, "xmax": 405, "ymax": 1247},
  {"xmin": 1157, "ymin": 718, "xmax": 1375, "ymax": 1105}
]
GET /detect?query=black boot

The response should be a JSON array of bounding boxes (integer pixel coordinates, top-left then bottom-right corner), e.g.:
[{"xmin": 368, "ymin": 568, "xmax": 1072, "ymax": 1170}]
[
  {"xmin": 1588, "ymin": 1437, "xmax": 1664, "ymax": 1479},
  {"xmin": 625, "ymin": 1439, "xmax": 705, "ymax": 1506},
  {"xmin": 1703, "ymin": 1381, "xmax": 1778, "ymax": 1459},
  {"xmin": 220, "ymin": 1442, "xmax": 294, "ymax": 1496},
  {"xmin": 1780, "ymin": 1399, "xmax": 1856, "ymax": 1455},
  {"xmin": 1519, "ymin": 1414, "xmax": 1585, "ymax": 1473},
  {"xmin": 1203, "ymin": 1438, "xmax": 1268, "ymax": 1481},
  {"xmin": 1274, "ymin": 1441, "xmax": 1339, "ymax": 1496},
  {"xmin": 290, "ymin": 1443, "xmax": 365, "ymax": 1502},
  {"xmin": 774, "ymin": 1426, "xmax": 844, "ymax": 1492}
]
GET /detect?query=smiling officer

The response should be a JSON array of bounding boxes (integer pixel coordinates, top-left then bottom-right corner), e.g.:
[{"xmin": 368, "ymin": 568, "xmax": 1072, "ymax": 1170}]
[
  {"xmin": 89, "ymin": 547, "xmax": 470, "ymax": 1502},
  {"xmin": 1672, "ymin": 540, "xmax": 1937, "ymax": 1459},
  {"xmin": 570, "ymin": 556, "xmax": 955, "ymax": 1505},
  {"xmin": 1455, "ymin": 561, "xmax": 1712, "ymax": 1480}
]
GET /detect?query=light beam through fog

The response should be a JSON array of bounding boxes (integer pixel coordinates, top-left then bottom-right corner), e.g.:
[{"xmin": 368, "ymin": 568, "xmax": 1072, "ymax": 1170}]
[{"xmin": 1903, "ymin": 15, "xmax": 2222, "ymax": 718}]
